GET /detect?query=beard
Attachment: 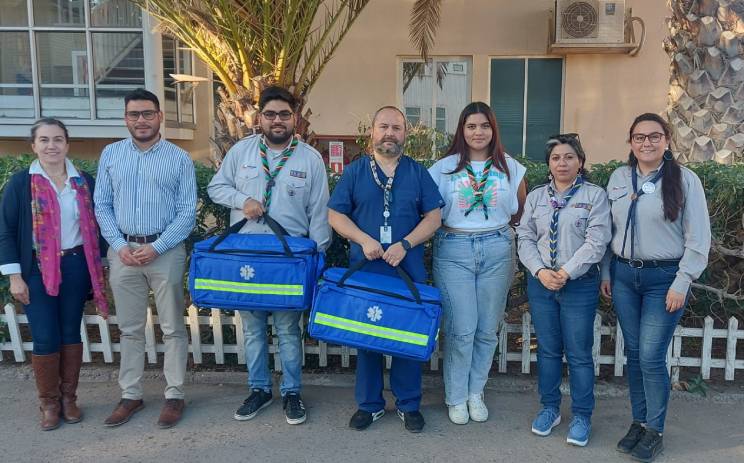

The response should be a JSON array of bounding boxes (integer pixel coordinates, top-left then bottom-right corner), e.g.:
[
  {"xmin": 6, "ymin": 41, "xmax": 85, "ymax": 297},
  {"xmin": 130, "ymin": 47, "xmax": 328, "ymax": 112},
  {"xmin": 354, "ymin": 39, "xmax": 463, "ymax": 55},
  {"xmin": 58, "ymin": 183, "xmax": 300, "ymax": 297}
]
[
  {"xmin": 373, "ymin": 138, "xmax": 404, "ymax": 158},
  {"xmin": 264, "ymin": 125, "xmax": 293, "ymax": 146}
]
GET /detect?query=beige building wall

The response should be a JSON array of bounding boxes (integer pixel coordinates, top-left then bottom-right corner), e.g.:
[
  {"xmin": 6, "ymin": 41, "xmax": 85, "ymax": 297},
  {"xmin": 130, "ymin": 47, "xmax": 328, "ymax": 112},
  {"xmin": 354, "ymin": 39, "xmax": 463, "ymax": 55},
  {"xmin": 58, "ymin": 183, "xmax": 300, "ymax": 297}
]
[{"xmin": 307, "ymin": 0, "xmax": 670, "ymax": 164}]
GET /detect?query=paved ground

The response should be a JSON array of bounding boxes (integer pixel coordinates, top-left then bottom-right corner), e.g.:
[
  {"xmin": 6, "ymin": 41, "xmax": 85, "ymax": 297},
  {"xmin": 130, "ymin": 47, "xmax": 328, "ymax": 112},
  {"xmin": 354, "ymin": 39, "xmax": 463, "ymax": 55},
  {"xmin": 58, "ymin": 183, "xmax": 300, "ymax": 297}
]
[{"xmin": 1, "ymin": 367, "xmax": 743, "ymax": 463}]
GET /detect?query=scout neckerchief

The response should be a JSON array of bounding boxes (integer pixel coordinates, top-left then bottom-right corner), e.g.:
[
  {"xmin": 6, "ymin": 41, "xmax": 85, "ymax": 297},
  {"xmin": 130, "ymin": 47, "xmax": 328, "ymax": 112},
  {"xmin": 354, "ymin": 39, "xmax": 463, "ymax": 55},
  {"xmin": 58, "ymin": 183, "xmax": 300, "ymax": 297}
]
[
  {"xmin": 463, "ymin": 158, "xmax": 493, "ymax": 219},
  {"xmin": 259, "ymin": 137, "xmax": 298, "ymax": 210},
  {"xmin": 369, "ymin": 154, "xmax": 400, "ymax": 244},
  {"xmin": 547, "ymin": 175, "xmax": 583, "ymax": 269},
  {"xmin": 621, "ymin": 162, "xmax": 664, "ymax": 259}
]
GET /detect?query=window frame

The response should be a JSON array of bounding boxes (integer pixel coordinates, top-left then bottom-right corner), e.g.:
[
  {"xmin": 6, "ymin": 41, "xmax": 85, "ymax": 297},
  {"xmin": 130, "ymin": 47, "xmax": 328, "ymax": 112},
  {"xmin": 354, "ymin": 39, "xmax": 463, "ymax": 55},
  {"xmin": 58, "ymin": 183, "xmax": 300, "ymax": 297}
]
[
  {"xmin": 488, "ymin": 56, "xmax": 566, "ymax": 157},
  {"xmin": 162, "ymin": 35, "xmax": 197, "ymax": 130}
]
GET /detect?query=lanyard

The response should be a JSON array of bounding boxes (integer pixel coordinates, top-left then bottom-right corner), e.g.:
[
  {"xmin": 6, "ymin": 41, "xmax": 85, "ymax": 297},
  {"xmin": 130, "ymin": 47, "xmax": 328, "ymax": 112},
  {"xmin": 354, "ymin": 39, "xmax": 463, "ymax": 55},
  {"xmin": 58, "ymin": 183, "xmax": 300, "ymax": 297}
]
[
  {"xmin": 463, "ymin": 159, "xmax": 493, "ymax": 219},
  {"xmin": 547, "ymin": 176, "xmax": 583, "ymax": 269},
  {"xmin": 259, "ymin": 137, "xmax": 298, "ymax": 210},
  {"xmin": 621, "ymin": 163, "xmax": 664, "ymax": 259},
  {"xmin": 369, "ymin": 155, "xmax": 399, "ymax": 227}
]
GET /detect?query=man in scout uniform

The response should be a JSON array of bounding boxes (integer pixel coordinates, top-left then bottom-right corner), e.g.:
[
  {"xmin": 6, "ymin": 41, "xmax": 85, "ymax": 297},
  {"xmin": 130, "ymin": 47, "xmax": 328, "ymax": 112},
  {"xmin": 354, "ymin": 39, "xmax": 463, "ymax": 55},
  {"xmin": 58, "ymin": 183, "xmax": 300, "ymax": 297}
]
[
  {"xmin": 208, "ymin": 86, "xmax": 331, "ymax": 425},
  {"xmin": 328, "ymin": 106, "xmax": 443, "ymax": 433}
]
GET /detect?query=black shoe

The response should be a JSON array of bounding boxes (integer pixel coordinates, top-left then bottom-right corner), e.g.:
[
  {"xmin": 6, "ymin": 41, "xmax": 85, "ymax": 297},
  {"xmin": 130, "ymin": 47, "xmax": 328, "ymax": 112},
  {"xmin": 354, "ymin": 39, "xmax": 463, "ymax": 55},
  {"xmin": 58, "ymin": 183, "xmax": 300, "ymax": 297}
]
[
  {"xmin": 349, "ymin": 409, "xmax": 385, "ymax": 430},
  {"xmin": 617, "ymin": 422, "xmax": 646, "ymax": 453},
  {"xmin": 283, "ymin": 392, "xmax": 306, "ymax": 425},
  {"xmin": 234, "ymin": 389, "xmax": 273, "ymax": 421},
  {"xmin": 397, "ymin": 409, "xmax": 425, "ymax": 433},
  {"xmin": 630, "ymin": 428, "xmax": 663, "ymax": 462}
]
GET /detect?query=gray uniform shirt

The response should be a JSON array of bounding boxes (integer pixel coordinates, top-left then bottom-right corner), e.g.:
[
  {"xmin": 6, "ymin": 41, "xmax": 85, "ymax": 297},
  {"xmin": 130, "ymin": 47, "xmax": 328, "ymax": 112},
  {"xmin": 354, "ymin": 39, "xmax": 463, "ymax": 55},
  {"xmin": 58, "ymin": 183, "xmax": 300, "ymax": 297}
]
[
  {"xmin": 600, "ymin": 164, "xmax": 711, "ymax": 294},
  {"xmin": 207, "ymin": 134, "xmax": 331, "ymax": 251},
  {"xmin": 517, "ymin": 181, "xmax": 611, "ymax": 279}
]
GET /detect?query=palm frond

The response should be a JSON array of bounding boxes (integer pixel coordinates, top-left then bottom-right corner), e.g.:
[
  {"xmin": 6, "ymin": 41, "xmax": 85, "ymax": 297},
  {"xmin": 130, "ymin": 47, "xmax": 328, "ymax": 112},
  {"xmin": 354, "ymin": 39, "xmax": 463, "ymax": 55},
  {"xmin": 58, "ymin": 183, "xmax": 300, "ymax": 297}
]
[{"xmin": 409, "ymin": 0, "xmax": 443, "ymax": 60}]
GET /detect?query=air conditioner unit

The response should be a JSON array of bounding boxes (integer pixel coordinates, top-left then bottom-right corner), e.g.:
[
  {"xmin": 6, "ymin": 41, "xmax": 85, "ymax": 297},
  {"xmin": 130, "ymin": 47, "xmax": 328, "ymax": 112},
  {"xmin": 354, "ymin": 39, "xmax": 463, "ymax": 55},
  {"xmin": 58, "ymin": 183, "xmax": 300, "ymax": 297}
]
[{"xmin": 555, "ymin": 0, "xmax": 625, "ymax": 44}]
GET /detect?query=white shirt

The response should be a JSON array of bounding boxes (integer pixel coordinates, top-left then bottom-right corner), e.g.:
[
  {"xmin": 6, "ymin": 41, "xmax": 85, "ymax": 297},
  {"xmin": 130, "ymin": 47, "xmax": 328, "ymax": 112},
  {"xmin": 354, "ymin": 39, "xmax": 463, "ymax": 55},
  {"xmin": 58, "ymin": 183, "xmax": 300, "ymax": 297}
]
[
  {"xmin": 428, "ymin": 153, "xmax": 526, "ymax": 231},
  {"xmin": 0, "ymin": 159, "xmax": 83, "ymax": 275}
]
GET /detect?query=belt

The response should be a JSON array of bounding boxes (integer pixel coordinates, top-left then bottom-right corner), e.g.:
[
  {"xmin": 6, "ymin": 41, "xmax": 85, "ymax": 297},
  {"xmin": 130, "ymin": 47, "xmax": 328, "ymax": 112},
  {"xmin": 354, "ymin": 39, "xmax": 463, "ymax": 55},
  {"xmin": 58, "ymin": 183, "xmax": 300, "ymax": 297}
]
[
  {"xmin": 615, "ymin": 255, "xmax": 681, "ymax": 269},
  {"xmin": 124, "ymin": 233, "xmax": 161, "ymax": 244},
  {"xmin": 32, "ymin": 245, "xmax": 85, "ymax": 259}
]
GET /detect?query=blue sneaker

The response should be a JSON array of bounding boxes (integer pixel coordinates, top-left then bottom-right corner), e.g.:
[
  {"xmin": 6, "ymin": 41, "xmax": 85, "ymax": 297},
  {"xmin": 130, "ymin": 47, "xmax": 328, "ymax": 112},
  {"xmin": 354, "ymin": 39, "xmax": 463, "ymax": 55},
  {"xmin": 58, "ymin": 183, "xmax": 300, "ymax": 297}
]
[
  {"xmin": 531, "ymin": 407, "xmax": 561, "ymax": 436},
  {"xmin": 567, "ymin": 415, "xmax": 591, "ymax": 447}
]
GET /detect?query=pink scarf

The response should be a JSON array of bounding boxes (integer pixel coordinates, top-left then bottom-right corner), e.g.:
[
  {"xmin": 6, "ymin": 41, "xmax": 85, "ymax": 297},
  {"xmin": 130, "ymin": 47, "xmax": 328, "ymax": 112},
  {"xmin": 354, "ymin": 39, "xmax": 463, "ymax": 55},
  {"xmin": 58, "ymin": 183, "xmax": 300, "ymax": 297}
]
[{"xmin": 30, "ymin": 173, "xmax": 109, "ymax": 318}]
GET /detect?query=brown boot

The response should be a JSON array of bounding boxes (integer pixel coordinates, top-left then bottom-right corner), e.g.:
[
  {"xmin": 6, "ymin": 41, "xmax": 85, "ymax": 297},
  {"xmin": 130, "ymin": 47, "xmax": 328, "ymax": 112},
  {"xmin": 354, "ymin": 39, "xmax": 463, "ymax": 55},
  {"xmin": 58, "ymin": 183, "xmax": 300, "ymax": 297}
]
[
  {"xmin": 32, "ymin": 353, "xmax": 62, "ymax": 431},
  {"xmin": 59, "ymin": 343, "xmax": 83, "ymax": 423}
]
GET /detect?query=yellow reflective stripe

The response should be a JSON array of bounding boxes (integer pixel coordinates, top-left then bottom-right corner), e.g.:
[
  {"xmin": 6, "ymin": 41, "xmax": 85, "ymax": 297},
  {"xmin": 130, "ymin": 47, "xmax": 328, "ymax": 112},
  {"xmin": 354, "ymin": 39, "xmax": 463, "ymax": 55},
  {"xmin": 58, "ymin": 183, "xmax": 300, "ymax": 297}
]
[
  {"xmin": 195, "ymin": 278, "xmax": 303, "ymax": 296},
  {"xmin": 313, "ymin": 312, "xmax": 429, "ymax": 346}
]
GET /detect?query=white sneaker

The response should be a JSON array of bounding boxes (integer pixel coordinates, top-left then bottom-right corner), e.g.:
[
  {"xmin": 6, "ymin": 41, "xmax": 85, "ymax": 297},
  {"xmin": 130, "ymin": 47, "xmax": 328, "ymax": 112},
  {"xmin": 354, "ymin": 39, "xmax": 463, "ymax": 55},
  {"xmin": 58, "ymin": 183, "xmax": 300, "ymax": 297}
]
[
  {"xmin": 447, "ymin": 403, "xmax": 469, "ymax": 425},
  {"xmin": 467, "ymin": 392, "xmax": 489, "ymax": 422}
]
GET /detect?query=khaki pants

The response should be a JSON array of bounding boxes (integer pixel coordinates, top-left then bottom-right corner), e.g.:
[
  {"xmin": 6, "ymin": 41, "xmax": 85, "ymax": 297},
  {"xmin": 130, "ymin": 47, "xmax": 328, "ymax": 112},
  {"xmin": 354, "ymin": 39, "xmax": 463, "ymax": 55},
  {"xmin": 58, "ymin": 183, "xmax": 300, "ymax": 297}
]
[{"xmin": 109, "ymin": 243, "xmax": 187, "ymax": 400}]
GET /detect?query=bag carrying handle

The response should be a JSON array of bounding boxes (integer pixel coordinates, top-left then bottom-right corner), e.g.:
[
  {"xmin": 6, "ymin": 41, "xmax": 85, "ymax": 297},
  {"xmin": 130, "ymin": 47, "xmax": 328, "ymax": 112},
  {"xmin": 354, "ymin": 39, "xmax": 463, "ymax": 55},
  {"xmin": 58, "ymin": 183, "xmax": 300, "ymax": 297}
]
[
  {"xmin": 337, "ymin": 259, "xmax": 421, "ymax": 305},
  {"xmin": 208, "ymin": 213, "xmax": 293, "ymax": 257}
]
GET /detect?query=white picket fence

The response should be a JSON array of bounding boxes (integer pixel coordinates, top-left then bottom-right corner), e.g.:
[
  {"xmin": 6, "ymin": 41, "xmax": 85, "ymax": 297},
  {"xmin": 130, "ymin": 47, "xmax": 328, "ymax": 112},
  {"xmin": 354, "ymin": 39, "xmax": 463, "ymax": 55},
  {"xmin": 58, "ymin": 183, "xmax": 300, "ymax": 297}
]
[{"xmin": 1, "ymin": 303, "xmax": 743, "ymax": 382}]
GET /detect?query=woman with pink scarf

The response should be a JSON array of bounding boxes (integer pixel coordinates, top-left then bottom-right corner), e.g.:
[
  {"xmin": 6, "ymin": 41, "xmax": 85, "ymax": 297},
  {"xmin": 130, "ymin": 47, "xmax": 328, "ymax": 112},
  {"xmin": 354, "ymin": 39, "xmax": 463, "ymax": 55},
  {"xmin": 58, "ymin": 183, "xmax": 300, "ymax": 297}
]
[{"xmin": 0, "ymin": 118, "xmax": 108, "ymax": 431}]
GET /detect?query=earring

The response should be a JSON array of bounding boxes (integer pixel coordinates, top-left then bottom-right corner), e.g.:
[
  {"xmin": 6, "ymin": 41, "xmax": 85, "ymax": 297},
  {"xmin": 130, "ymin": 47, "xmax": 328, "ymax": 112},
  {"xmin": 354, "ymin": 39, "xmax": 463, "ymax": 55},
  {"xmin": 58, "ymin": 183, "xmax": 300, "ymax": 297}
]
[
  {"xmin": 548, "ymin": 173, "xmax": 553, "ymax": 181},
  {"xmin": 663, "ymin": 148, "xmax": 674, "ymax": 161}
]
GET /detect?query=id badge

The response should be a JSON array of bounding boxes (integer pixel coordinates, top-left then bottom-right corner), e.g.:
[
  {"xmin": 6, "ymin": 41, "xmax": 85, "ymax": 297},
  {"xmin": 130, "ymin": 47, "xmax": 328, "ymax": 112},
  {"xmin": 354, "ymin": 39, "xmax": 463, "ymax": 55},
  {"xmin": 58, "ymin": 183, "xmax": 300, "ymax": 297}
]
[{"xmin": 380, "ymin": 226, "xmax": 392, "ymax": 244}]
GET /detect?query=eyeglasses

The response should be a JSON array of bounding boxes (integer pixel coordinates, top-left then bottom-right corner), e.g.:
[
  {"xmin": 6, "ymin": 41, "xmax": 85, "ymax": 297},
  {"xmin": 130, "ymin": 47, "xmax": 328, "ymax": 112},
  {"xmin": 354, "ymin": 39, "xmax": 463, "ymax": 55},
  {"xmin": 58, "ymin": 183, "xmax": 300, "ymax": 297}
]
[
  {"xmin": 125, "ymin": 110, "xmax": 158, "ymax": 121},
  {"xmin": 631, "ymin": 132, "xmax": 665, "ymax": 144},
  {"xmin": 261, "ymin": 110, "xmax": 294, "ymax": 121}
]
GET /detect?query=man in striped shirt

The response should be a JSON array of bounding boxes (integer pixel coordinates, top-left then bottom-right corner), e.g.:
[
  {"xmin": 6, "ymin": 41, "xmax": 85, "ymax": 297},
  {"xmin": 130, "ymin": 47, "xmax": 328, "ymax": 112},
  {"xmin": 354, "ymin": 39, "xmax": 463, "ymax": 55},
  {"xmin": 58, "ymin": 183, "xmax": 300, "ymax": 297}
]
[{"xmin": 94, "ymin": 88, "xmax": 196, "ymax": 429}]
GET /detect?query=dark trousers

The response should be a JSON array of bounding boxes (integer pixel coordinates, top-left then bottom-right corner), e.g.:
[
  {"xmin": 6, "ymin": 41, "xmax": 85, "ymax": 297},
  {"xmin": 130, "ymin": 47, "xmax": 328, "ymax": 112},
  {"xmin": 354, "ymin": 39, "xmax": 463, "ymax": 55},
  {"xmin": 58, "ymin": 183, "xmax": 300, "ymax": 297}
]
[
  {"xmin": 24, "ymin": 253, "xmax": 91, "ymax": 355},
  {"xmin": 355, "ymin": 349, "xmax": 422, "ymax": 413}
]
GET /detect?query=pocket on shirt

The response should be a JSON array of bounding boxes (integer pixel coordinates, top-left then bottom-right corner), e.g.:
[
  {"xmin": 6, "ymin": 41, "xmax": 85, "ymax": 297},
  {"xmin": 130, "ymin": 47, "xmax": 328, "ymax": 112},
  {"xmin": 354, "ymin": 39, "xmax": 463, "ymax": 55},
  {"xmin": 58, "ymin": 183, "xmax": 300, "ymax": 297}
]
[
  {"xmin": 283, "ymin": 178, "xmax": 306, "ymax": 202},
  {"xmin": 235, "ymin": 166, "xmax": 262, "ymax": 198},
  {"xmin": 608, "ymin": 187, "xmax": 628, "ymax": 202},
  {"xmin": 565, "ymin": 206, "xmax": 590, "ymax": 234}
]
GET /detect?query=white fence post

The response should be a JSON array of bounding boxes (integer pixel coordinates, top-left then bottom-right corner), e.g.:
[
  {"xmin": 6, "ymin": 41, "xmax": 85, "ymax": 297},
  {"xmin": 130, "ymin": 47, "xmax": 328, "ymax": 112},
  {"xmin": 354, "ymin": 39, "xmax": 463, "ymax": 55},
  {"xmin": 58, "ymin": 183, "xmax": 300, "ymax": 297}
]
[
  {"xmin": 701, "ymin": 316, "xmax": 714, "ymax": 380},
  {"xmin": 211, "ymin": 308, "xmax": 224, "ymax": 365},
  {"xmin": 592, "ymin": 313, "xmax": 602, "ymax": 377},
  {"xmin": 614, "ymin": 323, "xmax": 625, "ymax": 377},
  {"xmin": 188, "ymin": 305, "xmax": 202, "ymax": 365},
  {"xmin": 725, "ymin": 317, "xmax": 738, "ymax": 380},
  {"xmin": 145, "ymin": 307, "xmax": 157, "ymax": 364},
  {"xmin": 521, "ymin": 312, "xmax": 531, "ymax": 374},
  {"xmin": 4, "ymin": 304, "xmax": 26, "ymax": 362}
]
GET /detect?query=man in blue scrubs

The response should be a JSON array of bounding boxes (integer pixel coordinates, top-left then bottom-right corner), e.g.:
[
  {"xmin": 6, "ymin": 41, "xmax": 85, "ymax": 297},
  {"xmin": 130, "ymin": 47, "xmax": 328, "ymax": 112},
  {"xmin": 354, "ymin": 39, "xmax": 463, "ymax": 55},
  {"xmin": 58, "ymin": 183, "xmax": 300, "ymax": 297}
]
[{"xmin": 328, "ymin": 106, "xmax": 443, "ymax": 433}]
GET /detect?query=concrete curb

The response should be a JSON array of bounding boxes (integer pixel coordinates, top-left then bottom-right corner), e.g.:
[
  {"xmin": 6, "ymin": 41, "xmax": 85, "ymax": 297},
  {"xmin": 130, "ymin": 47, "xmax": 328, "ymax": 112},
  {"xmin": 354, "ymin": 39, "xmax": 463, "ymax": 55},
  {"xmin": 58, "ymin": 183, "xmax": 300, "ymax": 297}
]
[{"xmin": 2, "ymin": 363, "xmax": 744, "ymax": 403}]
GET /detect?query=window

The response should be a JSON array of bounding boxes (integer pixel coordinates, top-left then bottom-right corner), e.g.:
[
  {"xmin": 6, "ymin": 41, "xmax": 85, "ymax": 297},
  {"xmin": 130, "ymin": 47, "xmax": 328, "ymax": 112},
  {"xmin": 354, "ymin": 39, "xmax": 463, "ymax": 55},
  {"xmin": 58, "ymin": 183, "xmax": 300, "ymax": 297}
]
[
  {"xmin": 435, "ymin": 107, "xmax": 446, "ymax": 133},
  {"xmin": 400, "ymin": 57, "xmax": 471, "ymax": 135},
  {"xmin": 490, "ymin": 58, "xmax": 563, "ymax": 159},
  {"xmin": 405, "ymin": 106, "xmax": 421, "ymax": 126},
  {"xmin": 0, "ymin": 0, "xmax": 144, "ymax": 120},
  {"xmin": 162, "ymin": 35, "xmax": 195, "ymax": 127}
]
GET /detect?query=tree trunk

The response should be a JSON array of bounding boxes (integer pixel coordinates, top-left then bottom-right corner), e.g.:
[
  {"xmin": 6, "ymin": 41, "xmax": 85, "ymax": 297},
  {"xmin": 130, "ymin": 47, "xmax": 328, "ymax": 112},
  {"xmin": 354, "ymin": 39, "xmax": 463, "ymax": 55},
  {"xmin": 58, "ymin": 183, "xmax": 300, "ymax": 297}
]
[{"xmin": 664, "ymin": 0, "xmax": 744, "ymax": 163}]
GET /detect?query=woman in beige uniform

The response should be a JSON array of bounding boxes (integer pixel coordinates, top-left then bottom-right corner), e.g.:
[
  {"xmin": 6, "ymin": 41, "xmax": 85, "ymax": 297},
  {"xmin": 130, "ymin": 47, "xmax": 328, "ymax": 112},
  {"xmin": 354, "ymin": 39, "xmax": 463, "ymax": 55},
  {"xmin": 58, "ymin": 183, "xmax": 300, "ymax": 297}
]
[{"xmin": 600, "ymin": 113, "xmax": 711, "ymax": 462}]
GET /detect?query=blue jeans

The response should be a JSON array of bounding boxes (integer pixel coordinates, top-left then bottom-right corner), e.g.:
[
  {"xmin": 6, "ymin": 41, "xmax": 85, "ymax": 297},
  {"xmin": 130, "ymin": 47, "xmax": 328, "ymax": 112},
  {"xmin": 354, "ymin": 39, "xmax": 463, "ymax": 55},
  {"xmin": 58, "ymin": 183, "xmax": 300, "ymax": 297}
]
[
  {"xmin": 433, "ymin": 227, "xmax": 514, "ymax": 405},
  {"xmin": 240, "ymin": 310, "xmax": 303, "ymax": 396},
  {"xmin": 24, "ymin": 253, "xmax": 91, "ymax": 355},
  {"xmin": 355, "ymin": 349, "xmax": 422, "ymax": 413},
  {"xmin": 611, "ymin": 259, "xmax": 686, "ymax": 433},
  {"xmin": 527, "ymin": 268, "xmax": 599, "ymax": 417}
]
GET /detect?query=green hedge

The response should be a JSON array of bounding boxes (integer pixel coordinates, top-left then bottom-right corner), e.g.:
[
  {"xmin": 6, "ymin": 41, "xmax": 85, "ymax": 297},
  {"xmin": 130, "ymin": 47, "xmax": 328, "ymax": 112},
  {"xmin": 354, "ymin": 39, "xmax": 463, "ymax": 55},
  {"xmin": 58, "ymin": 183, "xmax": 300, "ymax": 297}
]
[{"xmin": 1, "ymin": 155, "xmax": 742, "ymax": 318}]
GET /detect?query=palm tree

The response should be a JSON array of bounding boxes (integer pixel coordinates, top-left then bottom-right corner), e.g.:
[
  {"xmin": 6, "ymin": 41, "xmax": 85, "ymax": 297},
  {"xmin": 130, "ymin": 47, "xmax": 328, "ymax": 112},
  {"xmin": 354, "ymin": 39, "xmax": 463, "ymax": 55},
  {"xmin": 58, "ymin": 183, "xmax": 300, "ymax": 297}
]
[
  {"xmin": 664, "ymin": 0, "xmax": 744, "ymax": 165},
  {"xmin": 131, "ymin": 0, "xmax": 370, "ymax": 163}
]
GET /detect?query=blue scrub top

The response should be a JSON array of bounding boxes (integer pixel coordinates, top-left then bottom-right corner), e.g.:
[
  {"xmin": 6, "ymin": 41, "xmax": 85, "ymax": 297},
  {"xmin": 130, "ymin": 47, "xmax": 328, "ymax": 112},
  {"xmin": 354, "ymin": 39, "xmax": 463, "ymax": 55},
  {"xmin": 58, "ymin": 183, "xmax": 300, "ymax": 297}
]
[{"xmin": 328, "ymin": 155, "xmax": 444, "ymax": 283}]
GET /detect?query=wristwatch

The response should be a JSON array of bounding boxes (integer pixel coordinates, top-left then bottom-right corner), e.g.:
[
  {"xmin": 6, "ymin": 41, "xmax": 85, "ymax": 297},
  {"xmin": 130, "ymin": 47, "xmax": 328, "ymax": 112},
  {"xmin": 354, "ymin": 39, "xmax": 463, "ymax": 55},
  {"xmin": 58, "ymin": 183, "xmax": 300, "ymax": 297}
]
[{"xmin": 400, "ymin": 239, "xmax": 412, "ymax": 251}]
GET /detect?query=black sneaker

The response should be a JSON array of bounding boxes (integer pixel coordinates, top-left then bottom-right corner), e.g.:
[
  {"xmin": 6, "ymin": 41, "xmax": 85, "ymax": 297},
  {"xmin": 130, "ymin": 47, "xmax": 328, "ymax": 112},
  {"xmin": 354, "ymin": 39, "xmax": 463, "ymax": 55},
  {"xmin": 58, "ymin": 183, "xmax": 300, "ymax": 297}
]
[
  {"xmin": 617, "ymin": 422, "xmax": 646, "ymax": 453},
  {"xmin": 397, "ymin": 409, "xmax": 425, "ymax": 433},
  {"xmin": 283, "ymin": 392, "xmax": 306, "ymax": 425},
  {"xmin": 630, "ymin": 428, "xmax": 663, "ymax": 462},
  {"xmin": 349, "ymin": 409, "xmax": 385, "ymax": 430},
  {"xmin": 234, "ymin": 389, "xmax": 273, "ymax": 421}
]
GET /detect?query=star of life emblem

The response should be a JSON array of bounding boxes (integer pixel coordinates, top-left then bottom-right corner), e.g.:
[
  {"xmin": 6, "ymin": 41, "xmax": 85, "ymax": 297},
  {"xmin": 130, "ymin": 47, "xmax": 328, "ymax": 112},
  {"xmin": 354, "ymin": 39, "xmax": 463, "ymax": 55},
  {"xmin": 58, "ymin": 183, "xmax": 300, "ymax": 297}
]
[
  {"xmin": 240, "ymin": 265, "xmax": 255, "ymax": 281},
  {"xmin": 366, "ymin": 305, "xmax": 383, "ymax": 322}
]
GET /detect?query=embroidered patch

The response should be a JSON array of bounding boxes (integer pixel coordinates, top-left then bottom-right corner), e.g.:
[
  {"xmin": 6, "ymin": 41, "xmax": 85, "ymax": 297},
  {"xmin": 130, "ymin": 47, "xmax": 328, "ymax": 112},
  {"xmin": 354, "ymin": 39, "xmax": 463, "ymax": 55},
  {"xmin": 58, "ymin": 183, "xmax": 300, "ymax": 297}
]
[
  {"xmin": 290, "ymin": 170, "xmax": 307, "ymax": 179},
  {"xmin": 575, "ymin": 218, "xmax": 587, "ymax": 228},
  {"xmin": 572, "ymin": 202, "xmax": 593, "ymax": 211}
]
